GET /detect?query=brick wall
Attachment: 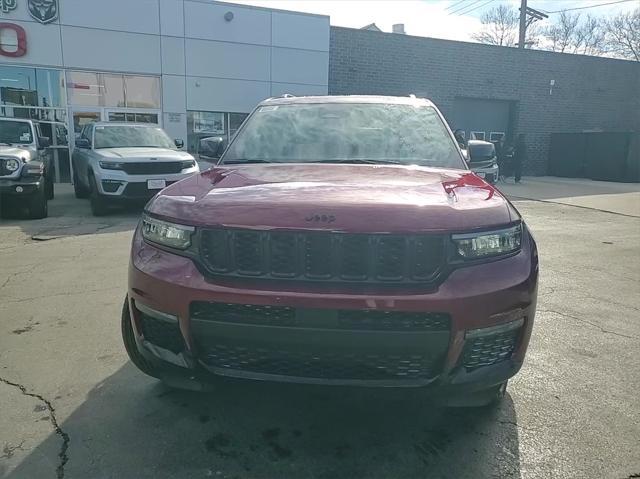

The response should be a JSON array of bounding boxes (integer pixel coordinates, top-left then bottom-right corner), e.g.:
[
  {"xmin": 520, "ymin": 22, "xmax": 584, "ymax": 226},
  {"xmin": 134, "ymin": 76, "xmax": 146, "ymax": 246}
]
[{"xmin": 329, "ymin": 26, "xmax": 640, "ymax": 175}]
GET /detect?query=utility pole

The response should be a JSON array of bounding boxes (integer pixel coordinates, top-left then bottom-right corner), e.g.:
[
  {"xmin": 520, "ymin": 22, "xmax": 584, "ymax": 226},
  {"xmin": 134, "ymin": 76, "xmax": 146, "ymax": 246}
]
[{"xmin": 518, "ymin": 0, "xmax": 527, "ymax": 49}]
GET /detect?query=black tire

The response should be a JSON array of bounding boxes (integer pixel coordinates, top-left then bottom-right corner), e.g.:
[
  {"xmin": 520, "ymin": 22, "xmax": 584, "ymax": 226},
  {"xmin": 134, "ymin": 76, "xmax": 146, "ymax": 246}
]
[
  {"xmin": 445, "ymin": 381, "xmax": 508, "ymax": 408},
  {"xmin": 28, "ymin": 184, "xmax": 48, "ymax": 219},
  {"xmin": 0, "ymin": 195, "xmax": 11, "ymax": 219},
  {"xmin": 88, "ymin": 173, "xmax": 109, "ymax": 216},
  {"xmin": 73, "ymin": 169, "xmax": 89, "ymax": 199},
  {"xmin": 45, "ymin": 174, "xmax": 54, "ymax": 200},
  {"xmin": 486, "ymin": 381, "xmax": 508, "ymax": 407},
  {"xmin": 121, "ymin": 298, "xmax": 161, "ymax": 379}
]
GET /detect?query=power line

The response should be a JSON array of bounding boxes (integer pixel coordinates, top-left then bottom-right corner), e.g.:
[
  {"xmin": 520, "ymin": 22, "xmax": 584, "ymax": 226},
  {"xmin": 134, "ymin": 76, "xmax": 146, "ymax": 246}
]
[
  {"xmin": 448, "ymin": 0, "xmax": 484, "ymax": 15},
  {"xmin": 543, "ymin": 0, "xmax": 635, "ymax": 14},
  {"xmin": 445, "ymin": 0, "xmax": 468, "ymax": 11},
  {"xmin": 456, "ymin": 0, "xmax": 496, "ymax": 16}
]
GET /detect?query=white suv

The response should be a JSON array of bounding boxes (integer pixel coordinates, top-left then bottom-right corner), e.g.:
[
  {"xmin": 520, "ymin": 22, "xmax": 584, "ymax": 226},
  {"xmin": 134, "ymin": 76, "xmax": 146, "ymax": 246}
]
[{"xmin": 72, "ymin": 123, "xmax": 199, "ymax": 216}]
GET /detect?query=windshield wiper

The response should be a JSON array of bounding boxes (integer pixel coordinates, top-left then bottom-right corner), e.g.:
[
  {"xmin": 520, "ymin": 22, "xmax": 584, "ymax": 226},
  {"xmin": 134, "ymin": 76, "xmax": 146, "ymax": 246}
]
[
  {"xmin": 221, "ymin": 159, "xmax": 275, "ymax": 164},
  {"xmin": 313, "ymin": 159, "xmax": 405, "ymax": 165}
]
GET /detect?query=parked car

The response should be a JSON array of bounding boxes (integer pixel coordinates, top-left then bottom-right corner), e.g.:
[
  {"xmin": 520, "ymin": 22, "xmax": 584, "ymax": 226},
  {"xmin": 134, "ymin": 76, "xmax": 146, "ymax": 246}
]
[
  {"xmin": 123, "ymin": 95, "xmax": 538, "ymax": 407},
  {"xmin": 466, "ymin": 140, "xmax": 500, "ymax": 184},
  {"xmin": 0, "ymin": 117, "xmax": 53, "ymax": 219},
  {"xmin": 72, "ymin": 122, "xmax": 198, "ymax": 216}
]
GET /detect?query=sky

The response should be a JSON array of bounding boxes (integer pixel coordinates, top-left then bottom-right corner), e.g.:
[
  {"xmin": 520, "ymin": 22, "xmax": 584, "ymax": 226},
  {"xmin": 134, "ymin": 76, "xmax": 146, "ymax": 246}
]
[{"xmin": 229, "ymin": 0, "xmax": 639, "ymax": 43}]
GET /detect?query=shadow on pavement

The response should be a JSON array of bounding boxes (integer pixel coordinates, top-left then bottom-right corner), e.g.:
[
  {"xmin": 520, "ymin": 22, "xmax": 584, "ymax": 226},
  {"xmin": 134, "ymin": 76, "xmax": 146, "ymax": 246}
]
[
  {"xmin": 6, "ymin": 364, "xmax": 522, "ymax": 479},
  {"xmin": 0, "ymin": 184, "xmax": 142, "ymax": 240}
]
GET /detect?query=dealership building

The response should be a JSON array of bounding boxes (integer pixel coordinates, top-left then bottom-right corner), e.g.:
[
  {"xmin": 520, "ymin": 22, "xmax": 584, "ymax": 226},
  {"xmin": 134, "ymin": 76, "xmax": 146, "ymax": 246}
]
[{"xmin": 0, "ymin": 0, "xmax": 637, "ymax": 181}]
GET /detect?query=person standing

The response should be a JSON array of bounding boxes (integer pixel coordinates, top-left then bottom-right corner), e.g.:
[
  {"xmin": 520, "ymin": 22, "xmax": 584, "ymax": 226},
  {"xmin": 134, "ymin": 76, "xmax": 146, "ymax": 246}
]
[{"xmin": 513, "ymin": 133, "xmax": 527, "ymax": 184}]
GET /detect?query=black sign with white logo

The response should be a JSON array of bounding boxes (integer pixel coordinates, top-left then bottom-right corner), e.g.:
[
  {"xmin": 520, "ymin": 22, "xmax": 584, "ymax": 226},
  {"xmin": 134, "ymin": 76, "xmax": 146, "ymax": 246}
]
[{"xmin": 28, "ymin": 0, "xmax": 58, "ymax": 24}]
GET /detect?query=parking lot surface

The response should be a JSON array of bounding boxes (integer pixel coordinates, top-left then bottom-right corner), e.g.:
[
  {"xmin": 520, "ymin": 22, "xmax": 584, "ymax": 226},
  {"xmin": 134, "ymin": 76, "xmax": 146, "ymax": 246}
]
[{"xmin": 1, "ymin": 181, "xmax": 639, "ymax": 479}]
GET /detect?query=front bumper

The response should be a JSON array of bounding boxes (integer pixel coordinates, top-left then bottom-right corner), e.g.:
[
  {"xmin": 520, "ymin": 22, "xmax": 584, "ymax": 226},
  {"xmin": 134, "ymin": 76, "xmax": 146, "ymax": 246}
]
[
  {"xmin": 471, "ymin": 164, "xmax": 499, "ymax": 182},
  {"xmin": 93, "ymin": 167, "xmax": 199, "ymax": 199},
  {"xmin": 127, "ymin": 227, "xmax": 538, "ymax": 391},
  {"xmin": 0, "ymin": 177, "xmax": 43, "ymax": 196}
]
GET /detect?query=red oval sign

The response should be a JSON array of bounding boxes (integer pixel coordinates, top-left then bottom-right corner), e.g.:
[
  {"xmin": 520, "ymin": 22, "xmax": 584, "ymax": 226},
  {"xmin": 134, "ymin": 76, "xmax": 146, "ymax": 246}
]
[{"xmin": 0, "ymin": 23, "xmax": 27, "ymax": 58}]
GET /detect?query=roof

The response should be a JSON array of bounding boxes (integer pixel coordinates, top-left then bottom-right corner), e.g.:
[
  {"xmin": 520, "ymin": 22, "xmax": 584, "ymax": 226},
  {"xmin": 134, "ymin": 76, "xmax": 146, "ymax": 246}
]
[
  {"xmin": 262, "ymin": 95, "xmax": 435, "ymax": 107},
  {"xmin": 360, "ymin": 23, "xmax": 382, "ymax": 32}
]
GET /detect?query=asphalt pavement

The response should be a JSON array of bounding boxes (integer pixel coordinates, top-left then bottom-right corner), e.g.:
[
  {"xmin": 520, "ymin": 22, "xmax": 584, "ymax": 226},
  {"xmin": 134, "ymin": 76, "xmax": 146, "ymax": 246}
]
[{"xmin": 0, "ymin": 180, "xmax": 639, "ymax": 479}]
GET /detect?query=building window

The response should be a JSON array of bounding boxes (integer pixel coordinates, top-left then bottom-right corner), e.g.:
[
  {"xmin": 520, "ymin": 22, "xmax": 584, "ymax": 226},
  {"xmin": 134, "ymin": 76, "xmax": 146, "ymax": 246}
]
[
  {"xmin": 471, "ymin": 131, "xmax": 485, "ymax": 141},
  {"xmin": 489, "ymin": 132, "xmax": 505, "ymax": 142},
  {"xmin": 124, "ymin": 75, "xmax": 160, "ymax": 109},
  {"xmin": 187, "ymin": 111, "xmax": 249, "ymax": 154},
  {"xmin": 66, "ymin": 71, "xmax": 160, "ymax": 109},
  {"xmin": 108, "ymin": 111, "xmax": 158, "ymax": 124}
]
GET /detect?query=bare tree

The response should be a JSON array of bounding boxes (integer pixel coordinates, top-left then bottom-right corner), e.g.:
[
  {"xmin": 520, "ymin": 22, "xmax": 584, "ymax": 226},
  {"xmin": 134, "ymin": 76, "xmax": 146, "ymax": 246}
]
[
  {"xmin": 604, "ymin": 8, "xmax": 639, "ymax": 61},
  {"xmin": 573, "ymin": 15, "xmax": 607, "ymax": 56},
  {"xmin": 472, "ymin": 5, "xmax": 519, "ymax": 47},
  {"xmin": 541, "ymin": 11, "xmax": 607, "ymax": 56},
  {"xmin": 542, "ymin": 12, "xmax": 581, "ymax": 53}
]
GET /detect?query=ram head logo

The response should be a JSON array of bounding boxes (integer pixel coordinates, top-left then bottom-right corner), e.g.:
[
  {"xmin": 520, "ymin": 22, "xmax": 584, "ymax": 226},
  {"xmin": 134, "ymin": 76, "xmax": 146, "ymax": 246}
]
[{"xmin": 28, "ymin": 0, "xmax": 58, "ymax": 24}]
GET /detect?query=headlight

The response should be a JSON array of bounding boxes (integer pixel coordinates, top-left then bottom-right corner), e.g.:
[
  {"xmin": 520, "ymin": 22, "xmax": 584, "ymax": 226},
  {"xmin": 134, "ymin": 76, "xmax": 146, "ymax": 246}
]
[
  {"xmin": 4, "ymin": 158, "xmax": 20, "ymax": 172},
  {"xmin": 99, "ymin": 161, "xmax": 124, "ymax": 170},
  {"xmin": 452, "ymin": 224, "xmax": 522, "ymax": 259},
  {"xmin": 141, "ymin": 214, "xmax": 194, "ymax": 250},
  {"xmin": 181, "ymin": 159, "xmax": 196, "ymax": 169}
]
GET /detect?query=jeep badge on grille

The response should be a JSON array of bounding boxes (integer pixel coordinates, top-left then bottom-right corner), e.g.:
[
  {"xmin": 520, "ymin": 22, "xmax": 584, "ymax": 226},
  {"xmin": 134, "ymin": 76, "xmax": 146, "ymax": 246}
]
[{"xmin": 305, "ymin": 214, "xmax": 336, "ymax": 223}]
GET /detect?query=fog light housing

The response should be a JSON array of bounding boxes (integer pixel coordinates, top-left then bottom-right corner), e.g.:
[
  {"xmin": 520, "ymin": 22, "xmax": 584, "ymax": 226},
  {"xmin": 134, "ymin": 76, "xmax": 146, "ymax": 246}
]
[
  {"xmin": 465, "ymin": 318, "xmax": 524, "ymax": 339},
  {"xmin": 101, "ymin": 179, "xmax": 122, "ymax": 193}
]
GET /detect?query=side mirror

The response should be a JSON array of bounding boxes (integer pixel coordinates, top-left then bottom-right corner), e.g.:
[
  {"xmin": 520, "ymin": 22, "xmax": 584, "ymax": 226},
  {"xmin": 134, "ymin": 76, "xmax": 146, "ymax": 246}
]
[
  {"xmin": 198, "ymin": 137, "xmax": 225, "ymax": 160},
  {"xmin": 75, "ymin": 138, "xmax": 90, "ymax": 149},
  {"xmin": 174, "ymin": 139, "xmax": 184, "ymax": 149},
  {"xmin": 38, "ymin": 136, "xmax": 50, "ymax": 149}
]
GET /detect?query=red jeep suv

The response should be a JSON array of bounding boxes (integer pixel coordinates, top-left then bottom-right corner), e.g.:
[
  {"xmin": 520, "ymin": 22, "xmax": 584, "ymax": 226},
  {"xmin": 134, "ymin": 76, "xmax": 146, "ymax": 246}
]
[{"xmin": 123, "ymin": 95, "xmax": 538, "ymax": 406}]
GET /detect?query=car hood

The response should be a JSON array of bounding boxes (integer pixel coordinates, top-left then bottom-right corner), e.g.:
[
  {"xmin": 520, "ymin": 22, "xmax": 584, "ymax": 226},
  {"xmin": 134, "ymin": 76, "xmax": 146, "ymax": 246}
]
[
  {"xmin": 148, "ymin": 163, "xmax": 518, "ymax": 233},
  {"xmin": 0, "ymin": 145, "xmax": 36, "ymax": 160},
  {"xmin": 95, "ymin": 148, "xmax": 194, "ymax": 161}
]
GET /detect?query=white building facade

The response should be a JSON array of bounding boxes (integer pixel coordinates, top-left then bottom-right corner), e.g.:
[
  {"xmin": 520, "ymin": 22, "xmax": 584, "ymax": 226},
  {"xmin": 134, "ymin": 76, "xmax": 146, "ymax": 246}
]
[{"xmin": 0, "ymin": 0, "xmax": 329, "ymax": 181}]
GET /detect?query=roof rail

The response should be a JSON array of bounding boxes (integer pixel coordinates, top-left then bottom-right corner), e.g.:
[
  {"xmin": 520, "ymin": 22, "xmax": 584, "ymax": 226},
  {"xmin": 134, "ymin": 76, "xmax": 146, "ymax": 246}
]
[{"xmin": 281, "ymin": 93, "xmax": 296, "ymax": 98}]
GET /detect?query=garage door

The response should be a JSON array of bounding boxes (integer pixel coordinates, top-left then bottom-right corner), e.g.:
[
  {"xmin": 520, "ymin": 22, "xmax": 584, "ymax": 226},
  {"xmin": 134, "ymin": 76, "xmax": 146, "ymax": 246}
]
[{"xmin": 450, "ymin": 98, "xmax": 511, "ymax": 143}]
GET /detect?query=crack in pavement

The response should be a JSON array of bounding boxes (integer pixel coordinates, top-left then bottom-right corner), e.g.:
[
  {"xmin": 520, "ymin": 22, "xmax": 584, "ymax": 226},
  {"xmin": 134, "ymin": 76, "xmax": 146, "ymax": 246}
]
[
  {"xmin": 2, "ymin": 286, "xmax": 122, "ymax": 304},
  {"xmin": 1, "ymin": 440, "xmax": 25, "ymax": 459},
  {"xmin": 0, "ymin": 377, "xmax": 69, "ymax": 479},
  {"xmin": 539, "ymin": 309, "xmax": 639, "ymax": 340}
]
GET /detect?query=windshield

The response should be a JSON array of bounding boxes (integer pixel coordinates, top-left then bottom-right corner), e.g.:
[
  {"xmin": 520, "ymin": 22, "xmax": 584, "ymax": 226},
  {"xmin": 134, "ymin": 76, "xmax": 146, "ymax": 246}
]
[
  {"xmin": 222, "ymin": 103, "xmax": 464, "ymax": 168},
  {"xmin": 468, "ymin": 142, "xmax": 496, "ymax": 162},
  {"xmin": 94, "ymin": 125, "xmax": 175, "ymax": 149},
  {"xmin": 0, "ymin": 120, "xmax": 33, "ymax": 145}
]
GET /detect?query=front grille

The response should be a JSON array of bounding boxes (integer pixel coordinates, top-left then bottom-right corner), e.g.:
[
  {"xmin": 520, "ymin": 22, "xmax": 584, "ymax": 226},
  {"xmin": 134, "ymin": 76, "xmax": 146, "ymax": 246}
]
[
  {"xmin": 462, "ymin": 328, "xmax": 520, "ymax": 371},
  {"xmin": 191, "ymin": 302, "xmax": 296, "ymax": 327},
  {"xmin": 200, "ymin": 344, "xmax": 440, "ymax": 381},
  {"xmin": 200, "ymin": 229, "xmax": 445, "ymax": 284},
  {"xmin": 139, "ymin": 314, "xmax": 184, "ymax": 353},
  {"xmin": 121, "ymin": 162, "xmax": 183, "ymax": 175},
  {"xmin": 190, "ymin": 301, "xmax": 451, "ymax": 332},
  {"xmin": 338, "ymin": 309, "xmax": 450, "ymax": 331},
  {"xmin": 122, "ymin": 181, "xmax": 174, "ymax": 198}
]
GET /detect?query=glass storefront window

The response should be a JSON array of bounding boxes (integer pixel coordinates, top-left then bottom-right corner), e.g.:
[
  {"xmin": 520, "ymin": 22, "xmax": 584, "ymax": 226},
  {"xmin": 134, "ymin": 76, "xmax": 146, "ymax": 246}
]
[
  {"xmin": 66, "ymin": 71, "xmax": 101, "ymax": 107},
  {"xmin": 187, "ymin": 111, "xmax": 250, "ymax": 153},
  {"xmin": 108, "ymin": 111, "xmax": 158, "ymax": 124},
  {"xmin": 188, "ymin": 111, "xmax": 225, "ymax": 153},
  {"xmin": 66, "ymin": 71, "xmax": 160, "ymax": 109},
  {"xmin": 124, "ymin": 75, "xmax": 160, "ymax": 109},
  {"xmin": 103, "ymin": 74, "xmax": 125, "ymax": 108},
  {"xmin": 0, "ymin": 65, "xmax": 64, "ymax": 108},
  {"xmin": 229, "ymin": 112, "xmax": 248, "ymax": 138}
]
